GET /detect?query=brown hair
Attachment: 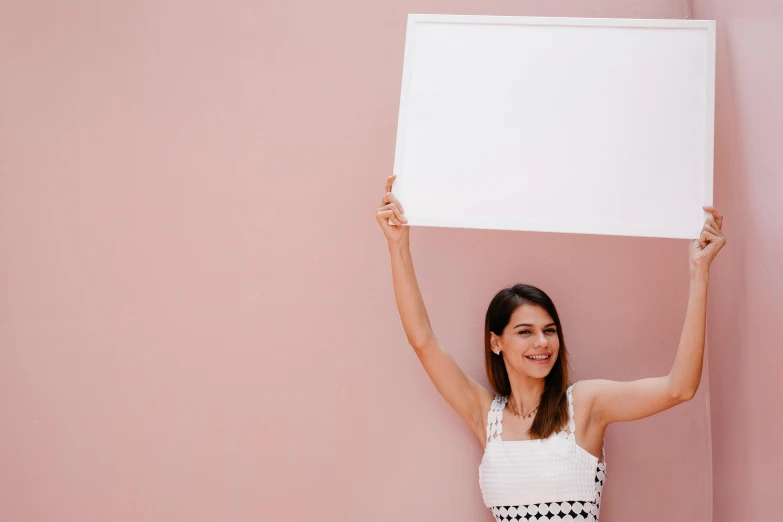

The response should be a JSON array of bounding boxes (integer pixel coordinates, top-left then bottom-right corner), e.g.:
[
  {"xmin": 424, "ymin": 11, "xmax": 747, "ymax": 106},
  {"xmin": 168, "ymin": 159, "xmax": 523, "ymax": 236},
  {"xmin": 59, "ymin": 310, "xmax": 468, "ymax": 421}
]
[{"xmin": 484, "ymin": 283, "xmax": 570, "ymax": 439}]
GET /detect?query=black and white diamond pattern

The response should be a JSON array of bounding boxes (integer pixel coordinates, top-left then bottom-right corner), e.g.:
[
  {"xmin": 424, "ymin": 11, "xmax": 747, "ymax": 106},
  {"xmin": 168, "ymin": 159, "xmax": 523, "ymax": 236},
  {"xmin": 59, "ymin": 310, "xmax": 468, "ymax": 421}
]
[{"xmin": 491, "ymin": 500, "xmax": 597, "ymax": 521}]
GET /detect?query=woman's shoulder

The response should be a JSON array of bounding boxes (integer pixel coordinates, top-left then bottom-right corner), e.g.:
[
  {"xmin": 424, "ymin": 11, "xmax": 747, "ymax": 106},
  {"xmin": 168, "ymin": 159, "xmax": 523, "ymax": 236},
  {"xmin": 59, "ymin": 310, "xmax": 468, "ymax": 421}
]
[
  {"xmin": 568, "ymin": 380, "xmax": 591, "ymax": 400},
  {"xmin": 476, "ymin": 384, "xmax": 500, "ymax": 411},
  {"xmin": 568, "ymin": 379, "xmax": 607, "ymax": 416}
]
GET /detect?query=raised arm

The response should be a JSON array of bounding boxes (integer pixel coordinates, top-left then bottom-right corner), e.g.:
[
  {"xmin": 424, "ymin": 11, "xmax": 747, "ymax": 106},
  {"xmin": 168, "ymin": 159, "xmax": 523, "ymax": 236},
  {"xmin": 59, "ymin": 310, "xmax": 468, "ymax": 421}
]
[
  {"xmin": 580, "ymin": 207, "xmax": 727, "ymax": 426},
  {"xmin": 376, "ymin": 175, "xmax": 491, "ymax": 446}
]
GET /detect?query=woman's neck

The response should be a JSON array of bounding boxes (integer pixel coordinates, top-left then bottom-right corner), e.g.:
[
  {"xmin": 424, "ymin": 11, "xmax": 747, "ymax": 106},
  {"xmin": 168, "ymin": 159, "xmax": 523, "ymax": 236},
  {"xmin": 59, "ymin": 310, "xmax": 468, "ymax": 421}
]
[{"xmin": 507, "ymin": 375, "xmax": 545, "ymax": 414}]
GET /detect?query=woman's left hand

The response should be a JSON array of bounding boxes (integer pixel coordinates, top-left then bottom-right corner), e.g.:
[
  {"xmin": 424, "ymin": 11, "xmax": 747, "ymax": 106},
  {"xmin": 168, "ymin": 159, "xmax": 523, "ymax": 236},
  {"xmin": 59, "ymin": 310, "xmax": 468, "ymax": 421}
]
[{"xmin": 689, "ymin": 206, "xmax": 727, "ymax": 271}]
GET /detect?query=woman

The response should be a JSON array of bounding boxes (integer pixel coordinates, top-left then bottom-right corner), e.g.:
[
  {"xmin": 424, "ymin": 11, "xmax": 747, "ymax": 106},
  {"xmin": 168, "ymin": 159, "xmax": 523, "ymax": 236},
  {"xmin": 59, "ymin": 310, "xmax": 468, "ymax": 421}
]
[{"xmin": 375, "ymin": 174, "xmax": 726, "ymax": 521}]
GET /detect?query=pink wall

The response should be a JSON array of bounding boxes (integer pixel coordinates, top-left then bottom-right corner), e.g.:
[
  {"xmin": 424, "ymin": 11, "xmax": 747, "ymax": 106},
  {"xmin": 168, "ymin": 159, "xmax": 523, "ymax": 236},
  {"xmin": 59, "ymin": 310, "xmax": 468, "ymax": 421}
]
[
  {"xmin": 0, "ymin": 1, "xmax": 717, "ymax": 521},
  {"xmin": 689, "ymin": 1, "xmax": 783, "ymax": 521}
]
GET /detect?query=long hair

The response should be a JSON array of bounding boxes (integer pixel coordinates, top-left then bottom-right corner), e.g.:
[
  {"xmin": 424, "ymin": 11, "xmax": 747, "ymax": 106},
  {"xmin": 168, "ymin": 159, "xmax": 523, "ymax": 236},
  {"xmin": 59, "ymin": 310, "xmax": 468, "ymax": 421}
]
[{"xmin": 484, "ymin": 283, "xmax": 570, "ymax": 439}]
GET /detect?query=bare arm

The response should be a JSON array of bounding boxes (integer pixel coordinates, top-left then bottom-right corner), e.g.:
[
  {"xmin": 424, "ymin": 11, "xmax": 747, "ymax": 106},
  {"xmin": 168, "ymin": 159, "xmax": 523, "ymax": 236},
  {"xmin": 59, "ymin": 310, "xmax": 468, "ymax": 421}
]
[
  {"xmin": 581, "ymin": 207, "xmax": 726, "ymax": 426},
  {"xmin": 377, "ymin": 176, "xmax": 490, "ymax": 444},
  {"xmin": 388, "ymin": 241, "xmax": 434, "ymax": 349}
]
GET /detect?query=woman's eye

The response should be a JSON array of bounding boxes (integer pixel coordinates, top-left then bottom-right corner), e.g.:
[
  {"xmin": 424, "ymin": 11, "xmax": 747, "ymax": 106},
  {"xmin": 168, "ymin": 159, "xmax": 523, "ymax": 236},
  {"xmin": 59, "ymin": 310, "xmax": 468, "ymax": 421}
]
[
  {"xmin": 546, "ymin": 329, "xmax": 557, "ymax": 334},
  {"xmin": 519, "ymin": 330, "xmax": 530, "ymax": 335}
]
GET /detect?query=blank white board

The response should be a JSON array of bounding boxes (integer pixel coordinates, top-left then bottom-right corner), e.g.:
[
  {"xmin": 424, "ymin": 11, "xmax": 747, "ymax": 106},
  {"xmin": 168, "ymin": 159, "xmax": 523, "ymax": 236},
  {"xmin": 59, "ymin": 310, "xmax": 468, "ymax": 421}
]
[{"xmin": 392, "ymin": 14, "xmax": 716, "ymax": 239}]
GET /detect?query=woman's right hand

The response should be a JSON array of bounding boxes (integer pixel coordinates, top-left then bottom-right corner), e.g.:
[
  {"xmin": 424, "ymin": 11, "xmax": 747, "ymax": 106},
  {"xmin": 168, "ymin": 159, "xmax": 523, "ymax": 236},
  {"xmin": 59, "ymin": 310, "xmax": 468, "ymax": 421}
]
[{"xmin": 375, "ymin": 174, "xmax": 409, "ymax": 246}]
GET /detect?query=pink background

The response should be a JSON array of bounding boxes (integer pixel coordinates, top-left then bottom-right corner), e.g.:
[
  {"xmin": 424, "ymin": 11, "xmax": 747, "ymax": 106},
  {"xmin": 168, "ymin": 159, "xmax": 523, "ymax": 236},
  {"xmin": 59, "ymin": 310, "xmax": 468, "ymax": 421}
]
[
  {"xmin": 691, "ymin": 0, "xmax": 783, "ymax": 520},
  {"xmin": 0, "ymin": 1, "xmax": 778, "ymax": 521}
]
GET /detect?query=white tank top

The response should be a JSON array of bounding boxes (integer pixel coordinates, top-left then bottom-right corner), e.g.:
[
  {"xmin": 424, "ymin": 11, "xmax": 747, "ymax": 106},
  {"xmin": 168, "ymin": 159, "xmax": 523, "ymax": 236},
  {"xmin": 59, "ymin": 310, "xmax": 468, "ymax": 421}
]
[{"xmin": 478, "ymin": 384, "xmax": 607, "ymax": 521}]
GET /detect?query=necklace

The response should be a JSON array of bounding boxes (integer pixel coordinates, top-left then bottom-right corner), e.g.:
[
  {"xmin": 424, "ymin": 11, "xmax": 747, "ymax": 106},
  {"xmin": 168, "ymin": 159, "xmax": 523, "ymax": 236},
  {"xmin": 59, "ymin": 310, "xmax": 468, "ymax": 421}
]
[{"xmin": 508, "ymin": 398, "xmax": 539, "ymax": 420}]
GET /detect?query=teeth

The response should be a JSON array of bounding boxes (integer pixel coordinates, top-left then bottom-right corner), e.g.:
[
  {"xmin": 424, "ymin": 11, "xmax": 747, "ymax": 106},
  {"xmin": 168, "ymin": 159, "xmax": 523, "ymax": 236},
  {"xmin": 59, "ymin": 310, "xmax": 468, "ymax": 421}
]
[{"xmin": 527, "ymin": 355, "xmax": 550, "ymax": 360}]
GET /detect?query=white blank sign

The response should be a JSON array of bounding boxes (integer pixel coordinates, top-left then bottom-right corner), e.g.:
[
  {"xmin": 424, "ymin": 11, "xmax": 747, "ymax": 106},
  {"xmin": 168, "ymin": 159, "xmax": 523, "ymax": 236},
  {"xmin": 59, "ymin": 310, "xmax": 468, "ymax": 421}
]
[{"xmin": 392, "ymin": 15, "xmax": 716, "ymax": 239}]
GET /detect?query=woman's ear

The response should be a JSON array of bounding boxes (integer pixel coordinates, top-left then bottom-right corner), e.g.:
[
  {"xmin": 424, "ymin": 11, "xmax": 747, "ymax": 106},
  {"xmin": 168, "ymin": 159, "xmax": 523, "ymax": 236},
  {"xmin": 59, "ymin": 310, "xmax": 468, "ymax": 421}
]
[{"xmin": 490, "ymin": 332, "xmax": 501, "ymax": 355}]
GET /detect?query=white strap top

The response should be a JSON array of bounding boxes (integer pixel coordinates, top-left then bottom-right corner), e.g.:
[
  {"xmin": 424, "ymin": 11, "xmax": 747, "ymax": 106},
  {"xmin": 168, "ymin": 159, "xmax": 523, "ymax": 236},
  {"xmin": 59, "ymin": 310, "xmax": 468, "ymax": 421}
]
[{"xmin": 478, "ymin": 384, "xmax": 607, "ymax": 517}]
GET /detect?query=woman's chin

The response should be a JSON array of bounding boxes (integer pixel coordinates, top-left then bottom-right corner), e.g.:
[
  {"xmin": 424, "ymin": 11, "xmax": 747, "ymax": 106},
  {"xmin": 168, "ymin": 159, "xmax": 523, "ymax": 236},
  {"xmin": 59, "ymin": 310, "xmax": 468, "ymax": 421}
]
[
  {"xmin": 524, "ymin": 361, "xmax": 553, "ymax": 377},
  {"xmin": 531, "ymin": 369, "xmax": 552, "ymax": 378}
]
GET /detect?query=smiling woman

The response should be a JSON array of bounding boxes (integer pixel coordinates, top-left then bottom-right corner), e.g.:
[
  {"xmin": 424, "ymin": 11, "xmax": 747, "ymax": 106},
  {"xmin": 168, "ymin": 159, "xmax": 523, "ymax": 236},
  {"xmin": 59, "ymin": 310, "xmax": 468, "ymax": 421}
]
[
  {"xmin": 485, "ymin": 286, "xmax": 570, "ymax": 441},
  {"xmin": 479, "ymin": 286, "xmax": 606, "ymax": 520},
  {"xmin": 375, "ymin": 174, "xmax": 726, "ymax": 521}
]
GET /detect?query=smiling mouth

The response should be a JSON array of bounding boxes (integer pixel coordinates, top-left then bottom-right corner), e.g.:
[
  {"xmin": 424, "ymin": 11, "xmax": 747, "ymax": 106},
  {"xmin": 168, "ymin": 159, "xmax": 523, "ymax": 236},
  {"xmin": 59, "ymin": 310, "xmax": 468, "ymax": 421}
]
[{"xmin": 525, "ymin": 354, "xmax": 551, "ymax": 362}]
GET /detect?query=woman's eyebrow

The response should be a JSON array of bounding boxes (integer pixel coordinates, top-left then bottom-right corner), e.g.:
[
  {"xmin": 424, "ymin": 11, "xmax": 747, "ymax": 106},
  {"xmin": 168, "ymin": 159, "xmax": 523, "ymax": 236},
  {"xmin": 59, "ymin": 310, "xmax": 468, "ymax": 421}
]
[{"xmin": 513, "ymin": 322, "xmax": 557, "ymax": 328}]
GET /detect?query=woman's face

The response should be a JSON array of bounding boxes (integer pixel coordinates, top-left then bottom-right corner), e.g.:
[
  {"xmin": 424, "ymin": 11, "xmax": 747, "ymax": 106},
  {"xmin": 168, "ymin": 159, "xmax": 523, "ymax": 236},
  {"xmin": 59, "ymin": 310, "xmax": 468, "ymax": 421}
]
[{"xmin": 493, "ymin": 303, "xmax": 560, "ymax": 379}]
